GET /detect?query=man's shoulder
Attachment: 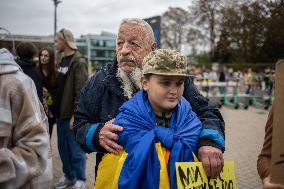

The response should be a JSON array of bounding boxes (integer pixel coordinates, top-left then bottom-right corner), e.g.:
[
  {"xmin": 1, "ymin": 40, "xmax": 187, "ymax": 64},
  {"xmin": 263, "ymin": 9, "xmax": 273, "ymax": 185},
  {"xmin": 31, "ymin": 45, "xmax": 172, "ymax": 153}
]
[
  {"xmin": 90, "ymin": 63, "xmax": 117, "ymax": 81},
  {"xmin": 88, "ymin": 70, "xmax": 106, "ymax": 84},
  {"xmin": 82, "ymin": 69, "xmax": 107, "ymax": 94},
  {"xmin": 72, "ymin": 51, "xmax": 87, "ymax": 65},
  {"xmin": 4, "ymin": 69, "xmax": 31, "ymax": 84},
  {"xmin": 1, "ymin": 70, "xmax": 35, "ymax": 95},
  {"xmin": 83, "ymin": 64, "xmax": 119, "ymax": 95}
]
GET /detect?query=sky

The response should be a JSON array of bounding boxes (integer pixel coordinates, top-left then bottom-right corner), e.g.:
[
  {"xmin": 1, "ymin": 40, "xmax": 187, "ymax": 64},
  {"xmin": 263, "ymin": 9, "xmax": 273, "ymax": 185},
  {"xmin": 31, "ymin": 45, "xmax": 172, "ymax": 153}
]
[{"xmin": 0, "ymin": 0, "xmax": 191, "ymax": 38}]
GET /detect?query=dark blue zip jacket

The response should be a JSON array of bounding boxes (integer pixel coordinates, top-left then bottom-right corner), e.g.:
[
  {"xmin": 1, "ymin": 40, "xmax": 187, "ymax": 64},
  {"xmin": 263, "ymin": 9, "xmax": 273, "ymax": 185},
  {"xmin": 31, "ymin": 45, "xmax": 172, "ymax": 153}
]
[{"xmin": 74, "ymin": 61, "xmax": 225, "ymax": 153}]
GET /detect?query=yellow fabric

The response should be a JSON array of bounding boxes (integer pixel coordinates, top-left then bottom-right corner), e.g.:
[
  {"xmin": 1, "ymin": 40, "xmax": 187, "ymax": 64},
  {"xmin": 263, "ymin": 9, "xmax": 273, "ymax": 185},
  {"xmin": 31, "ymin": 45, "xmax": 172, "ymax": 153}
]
[
  {"xmin": 156, "ymin": 143, "xmax": 170, "ymax": 189},
  {"xmin": 193, "ymin": 152, "xmax": 199, "ymax": 162},
  {"xmin": 94, "ymin": 143, "xmax": 170, "ymax": 189}
]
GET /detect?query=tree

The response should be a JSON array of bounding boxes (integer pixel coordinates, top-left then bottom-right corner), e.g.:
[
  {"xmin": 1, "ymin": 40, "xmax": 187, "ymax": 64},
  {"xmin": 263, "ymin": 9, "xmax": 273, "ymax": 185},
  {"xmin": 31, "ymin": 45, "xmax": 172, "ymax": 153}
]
[
  {"xmin": 261, "ymin": 0, "xmax": 284, "ymax": 62},
  {"xmin": 216, "ymin": 4, "xmax": 241, "ymax": 63},
  {"xmin": 189, "ymin": 0, "xmax": 223, "ymax": 62},
  {"xmin": 160, "ymin": 7, "xmax": 189, "ymax": 52},
  {"xmin": 216, "ymin": 1, "xmax": 267, "ymax": 63}
]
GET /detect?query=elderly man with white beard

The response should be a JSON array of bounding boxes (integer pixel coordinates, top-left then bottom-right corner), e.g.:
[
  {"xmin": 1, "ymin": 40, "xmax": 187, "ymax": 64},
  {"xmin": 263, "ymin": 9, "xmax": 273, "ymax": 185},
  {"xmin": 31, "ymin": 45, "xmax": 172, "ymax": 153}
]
[{"xmin": 73, "ymin": 18, "xmax": 225, "ymax": 182}]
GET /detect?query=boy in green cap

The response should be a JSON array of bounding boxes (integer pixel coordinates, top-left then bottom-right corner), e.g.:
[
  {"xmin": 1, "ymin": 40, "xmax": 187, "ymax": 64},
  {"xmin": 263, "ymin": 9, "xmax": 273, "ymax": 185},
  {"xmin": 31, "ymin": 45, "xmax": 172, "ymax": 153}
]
[{"xmin": 95, "ymin": 49, "xmax": 204, "ymax": 189}]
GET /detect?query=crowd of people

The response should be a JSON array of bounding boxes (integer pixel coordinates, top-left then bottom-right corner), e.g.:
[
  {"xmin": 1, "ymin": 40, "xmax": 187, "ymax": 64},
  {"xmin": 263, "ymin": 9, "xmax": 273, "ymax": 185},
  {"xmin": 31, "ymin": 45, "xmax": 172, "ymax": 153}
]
[
  {"xmin": 0, "ymin": 18, "xmax": 283, "ymax": 189},
  {"xmin": 191, "ymin": 65, "xmax": 275, "ymax": 95}
]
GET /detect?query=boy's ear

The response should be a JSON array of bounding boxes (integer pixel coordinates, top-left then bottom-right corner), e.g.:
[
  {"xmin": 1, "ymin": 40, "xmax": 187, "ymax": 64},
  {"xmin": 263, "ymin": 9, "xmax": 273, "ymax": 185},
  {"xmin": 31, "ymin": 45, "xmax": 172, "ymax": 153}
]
[{"xmin": 140, "ymin": 75, "xmax": 149, "ymax": 91}]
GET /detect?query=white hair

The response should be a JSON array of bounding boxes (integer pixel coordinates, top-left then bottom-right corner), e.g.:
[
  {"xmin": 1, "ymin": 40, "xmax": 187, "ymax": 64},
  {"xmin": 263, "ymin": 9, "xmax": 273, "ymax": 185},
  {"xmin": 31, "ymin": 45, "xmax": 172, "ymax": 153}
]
[
  {"xmin": 119, "ymin": 18, "xmax": 155, "ymax": 45},
  {"xmin": 116, "ymin": 67, "xmax": 142, "ymax": 99}
]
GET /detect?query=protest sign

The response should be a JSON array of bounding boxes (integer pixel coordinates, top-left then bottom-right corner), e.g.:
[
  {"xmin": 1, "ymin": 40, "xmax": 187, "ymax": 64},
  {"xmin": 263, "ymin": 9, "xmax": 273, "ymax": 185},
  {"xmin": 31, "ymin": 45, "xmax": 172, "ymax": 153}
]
[{"xmin": 176, "ymin": 161, "xmax": 236, "ymax": 189}]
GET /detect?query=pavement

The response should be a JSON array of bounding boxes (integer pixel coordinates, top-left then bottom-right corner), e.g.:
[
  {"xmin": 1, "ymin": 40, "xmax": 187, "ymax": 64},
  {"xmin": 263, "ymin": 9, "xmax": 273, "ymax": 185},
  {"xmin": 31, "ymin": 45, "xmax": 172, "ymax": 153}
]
[
  {"xmin": 51, "ymin": 106, "xmax": 269, "ymax": 189},
  {"xmin": 221, "ymin": 106, "xmax": 268, "ymax": 189}
]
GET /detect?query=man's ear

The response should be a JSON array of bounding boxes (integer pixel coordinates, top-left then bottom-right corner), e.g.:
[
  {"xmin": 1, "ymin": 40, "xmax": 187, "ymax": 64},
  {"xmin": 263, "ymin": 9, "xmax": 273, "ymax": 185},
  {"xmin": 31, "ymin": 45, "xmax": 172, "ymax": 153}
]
[
  {"xmin": 140, "ymin": 75, "xmax": 149, "ymax": 91},
  {"xmin": 151, "ymin": 42, "xmax": 157, "ymax": 51}
]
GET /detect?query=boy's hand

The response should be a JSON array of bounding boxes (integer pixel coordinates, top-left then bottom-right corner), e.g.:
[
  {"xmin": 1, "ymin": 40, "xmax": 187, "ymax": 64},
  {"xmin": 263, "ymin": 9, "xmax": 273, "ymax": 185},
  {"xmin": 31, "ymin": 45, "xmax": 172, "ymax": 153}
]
[
  {"xmin": 263, "ymin": 176, "xmax": 284, "ymax": 189},
  {"xmin": 198, "ymin": 146, "xmax": 224, "ymax": 178},
  {"xmin": 99, "ymin": 119, "xmax": 123, "ymax": 154}
]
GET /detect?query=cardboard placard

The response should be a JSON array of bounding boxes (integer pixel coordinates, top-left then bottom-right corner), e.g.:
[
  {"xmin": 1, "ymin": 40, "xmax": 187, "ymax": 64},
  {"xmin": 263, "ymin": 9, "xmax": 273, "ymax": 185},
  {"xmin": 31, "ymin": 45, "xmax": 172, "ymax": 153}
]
[
  {"xmin": 271, "ymin": 60, "xmax": 284, "ymax": 184},
  {"xmin": 176, "ymin": 161, "xmax": 236, "ymax": 189}
]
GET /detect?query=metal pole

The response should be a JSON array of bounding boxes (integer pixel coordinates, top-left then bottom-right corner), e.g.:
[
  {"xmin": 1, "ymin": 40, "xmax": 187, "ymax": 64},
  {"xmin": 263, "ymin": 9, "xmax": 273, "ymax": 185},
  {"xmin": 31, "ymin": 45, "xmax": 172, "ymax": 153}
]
[
  {"xmin": 0, "ymin": 27, "xmax": 15, "ymax": 54},
  {"xmin": 52, "ymin": 0, "xmax": 62, "ymax": 45}
]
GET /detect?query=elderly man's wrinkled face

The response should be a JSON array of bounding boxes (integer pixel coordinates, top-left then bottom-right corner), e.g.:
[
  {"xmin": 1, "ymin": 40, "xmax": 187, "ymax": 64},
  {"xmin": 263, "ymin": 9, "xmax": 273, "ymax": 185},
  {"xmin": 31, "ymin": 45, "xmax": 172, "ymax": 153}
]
[{"xmin": 116, "ymin": 23, "xmax": 153, "ymax": 74}]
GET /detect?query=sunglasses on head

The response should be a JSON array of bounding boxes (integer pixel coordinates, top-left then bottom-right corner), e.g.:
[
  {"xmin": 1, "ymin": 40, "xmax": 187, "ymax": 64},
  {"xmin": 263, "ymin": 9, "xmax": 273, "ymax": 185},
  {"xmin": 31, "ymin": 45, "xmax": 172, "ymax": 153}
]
[{"xmin": 59, "ymin": 29, "xmax": 66, "ymax": 40}]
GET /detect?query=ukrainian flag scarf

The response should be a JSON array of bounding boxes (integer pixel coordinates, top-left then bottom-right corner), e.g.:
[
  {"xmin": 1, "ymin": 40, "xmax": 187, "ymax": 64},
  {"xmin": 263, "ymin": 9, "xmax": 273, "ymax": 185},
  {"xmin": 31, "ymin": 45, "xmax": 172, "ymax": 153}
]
[{"xmin": 114, "ymin": 89, "xmax": 202, "ymax": 189}]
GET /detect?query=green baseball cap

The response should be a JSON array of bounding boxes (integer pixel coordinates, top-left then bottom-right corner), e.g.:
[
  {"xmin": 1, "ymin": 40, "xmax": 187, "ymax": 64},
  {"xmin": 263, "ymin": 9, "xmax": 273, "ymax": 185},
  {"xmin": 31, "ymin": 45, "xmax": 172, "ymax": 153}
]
[{"xmin": 142, "ymin": 49, "xmax": 189, "ymax": 76}]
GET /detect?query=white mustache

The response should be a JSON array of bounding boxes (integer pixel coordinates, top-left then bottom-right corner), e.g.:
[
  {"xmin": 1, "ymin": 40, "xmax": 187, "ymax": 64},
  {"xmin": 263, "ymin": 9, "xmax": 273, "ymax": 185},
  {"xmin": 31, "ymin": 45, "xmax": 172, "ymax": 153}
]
[{"xmin": 119, "ymin": 55, "xmax": 136, "ymax": 63}]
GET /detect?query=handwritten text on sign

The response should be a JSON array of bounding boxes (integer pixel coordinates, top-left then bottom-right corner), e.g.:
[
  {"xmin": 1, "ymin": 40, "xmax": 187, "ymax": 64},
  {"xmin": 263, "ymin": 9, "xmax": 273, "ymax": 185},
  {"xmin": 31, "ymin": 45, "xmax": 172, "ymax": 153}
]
[{"xmin": 176, "ymin": 161, "xmax": 236, "ymax": 189}]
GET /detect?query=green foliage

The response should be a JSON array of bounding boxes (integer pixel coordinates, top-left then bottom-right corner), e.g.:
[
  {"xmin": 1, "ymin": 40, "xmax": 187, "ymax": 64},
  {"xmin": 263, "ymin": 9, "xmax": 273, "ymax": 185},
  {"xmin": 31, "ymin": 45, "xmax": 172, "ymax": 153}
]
[
  {"xmin": 161, "ymin": 0, "xmax": 284, "ymax": 64},
  {"xmin": 195, "ymin": 52, "xmax": 211, "ymax": 64}
]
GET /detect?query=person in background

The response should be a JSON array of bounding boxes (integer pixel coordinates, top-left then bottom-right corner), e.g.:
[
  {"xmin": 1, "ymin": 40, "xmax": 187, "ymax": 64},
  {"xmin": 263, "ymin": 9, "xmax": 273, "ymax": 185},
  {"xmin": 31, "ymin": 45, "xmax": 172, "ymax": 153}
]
[
  {"xmin": 219, "ymin": 66, "xmax": 226, "ymax": 94},
  {"xmin": 257, "ymin": 105, "xmax": 284, "ymax": 189},
  {"xmin": 15, "ymin": 42, "xmax": 43, "ymax": 103},
  {"xmin": 245, "ymin": 68, "xmax": 253, "ymax": 94},
  {"xmin": 39, "ymin": 47, "xmax": 57, "ymax": 138},
  {"xmin": 54, "ymin": 28, "xmax": 88, "ymax": 189},
  {"xmin": 0, "ymin": 48, "xmax": 51, "ymax": 188}
]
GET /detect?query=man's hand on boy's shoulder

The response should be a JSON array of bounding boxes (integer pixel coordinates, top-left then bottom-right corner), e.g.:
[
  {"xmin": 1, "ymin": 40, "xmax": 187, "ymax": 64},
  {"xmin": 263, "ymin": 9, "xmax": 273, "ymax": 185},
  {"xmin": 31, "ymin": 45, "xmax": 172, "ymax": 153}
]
[
  {"xmin": 198, "ymin": 146, "xmax": 224, "ymax": 178},
  {"xmin": 99, "ymin": 119, "xmax": 123, "ymax": 154}
]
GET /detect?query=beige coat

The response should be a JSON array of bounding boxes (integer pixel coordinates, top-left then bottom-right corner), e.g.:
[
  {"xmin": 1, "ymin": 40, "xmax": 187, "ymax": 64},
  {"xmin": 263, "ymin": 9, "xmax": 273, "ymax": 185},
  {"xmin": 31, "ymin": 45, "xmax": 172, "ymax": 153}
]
[
  {"xmin": 257, "ymin": 105, "xmax": 273, "ymax": 180},
  {"xmin": 0, "ymin": 49, "xmax": 51, "ymax": 188}
]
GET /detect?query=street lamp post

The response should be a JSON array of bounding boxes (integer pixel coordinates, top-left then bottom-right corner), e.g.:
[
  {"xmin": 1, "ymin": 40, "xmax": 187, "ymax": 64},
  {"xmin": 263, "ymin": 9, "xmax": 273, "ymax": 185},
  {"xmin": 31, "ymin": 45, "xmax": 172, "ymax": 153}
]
[
  {"xmin": 0, "ymin": 27, "xmax": 15, "ymax": 54},
  {"xmin": 52, "ymin": 0, "xmax": 62, "ymax": 45}
]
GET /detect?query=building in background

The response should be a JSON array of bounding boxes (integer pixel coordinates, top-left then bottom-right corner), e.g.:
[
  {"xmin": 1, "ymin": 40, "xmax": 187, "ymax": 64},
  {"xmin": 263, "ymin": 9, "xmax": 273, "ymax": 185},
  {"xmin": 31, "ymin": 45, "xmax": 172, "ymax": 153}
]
[
  {"xmin": 0, "ymin": 34, "xmax": 53, "ymax": 54},
  {"xmin": 77, "ymin": 31, "xmax": 116, "ymax": 69},
  {"xmin": 0, "ymin": 31, "xmax": 116, "ymax": 69},
  {"xmin": 144, "ymin": 16, "xmax": 161, "ymax": 48}
]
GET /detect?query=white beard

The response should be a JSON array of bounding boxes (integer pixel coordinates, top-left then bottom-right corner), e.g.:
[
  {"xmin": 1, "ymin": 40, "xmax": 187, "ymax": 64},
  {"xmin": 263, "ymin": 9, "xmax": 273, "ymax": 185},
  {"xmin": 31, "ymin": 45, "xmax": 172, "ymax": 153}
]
[{"xmin": 116, "ymin": 67, "xmax": 142, "ymax": 99}]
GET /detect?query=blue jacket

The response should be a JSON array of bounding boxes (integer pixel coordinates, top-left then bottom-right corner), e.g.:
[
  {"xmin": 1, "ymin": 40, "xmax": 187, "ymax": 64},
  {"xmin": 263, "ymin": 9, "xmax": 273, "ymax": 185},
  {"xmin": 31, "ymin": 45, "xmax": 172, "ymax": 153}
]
[
  {"xmin": 74, "ymin": 61, "xmax": 225, "ymax": 153},
  {"xmin": 115, "ymin": 90, "xmax": 202, "ymax": 189}
]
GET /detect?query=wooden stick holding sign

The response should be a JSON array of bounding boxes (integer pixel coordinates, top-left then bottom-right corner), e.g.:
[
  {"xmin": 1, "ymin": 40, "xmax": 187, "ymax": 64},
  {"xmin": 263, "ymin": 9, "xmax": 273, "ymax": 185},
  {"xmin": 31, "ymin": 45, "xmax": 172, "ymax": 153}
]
[
  {"xmin": 176, "ymin": 161, "xmax": 236, "ymax": 189},
  {"xmin": 271, "ymin": 60, "xmax": 284, "ymax": 184}
]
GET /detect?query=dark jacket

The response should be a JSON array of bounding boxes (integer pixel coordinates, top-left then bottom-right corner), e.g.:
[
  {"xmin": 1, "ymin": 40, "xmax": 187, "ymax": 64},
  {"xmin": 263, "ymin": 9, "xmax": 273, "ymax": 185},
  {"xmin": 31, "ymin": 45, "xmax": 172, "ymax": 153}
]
[
  {"xmin": 74, "ymin": 61, "xmax": 225, "ymax": 153},
  {"xmin": 42, "ymin": 71, "xmax": 57, "ymax": 126},
  {"xmin": 59, "ymin": 51, "xmax": 88, "ymax": 119},
  {"xmin": 16, "ymin": 58, "xmax": 43, "ymax": 103}
]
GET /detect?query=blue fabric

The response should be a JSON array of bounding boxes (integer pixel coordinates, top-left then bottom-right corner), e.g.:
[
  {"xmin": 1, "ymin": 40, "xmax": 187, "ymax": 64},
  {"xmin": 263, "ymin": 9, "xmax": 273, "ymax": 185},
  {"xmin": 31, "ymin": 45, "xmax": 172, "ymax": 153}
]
[
  {"xmin": 56, "ymin": 118, "xmax": 87, "ymax": 181},
  {"xmin": 200, "ymin": 128, "xmax": 225, "ymax": 151},
  {"xmin": 86, "ymin": 123, "xmax": 100, "ymax": 151},
  {"xmin": 114, "ymin": 90, "xmax": 202, "ymax": 189}
]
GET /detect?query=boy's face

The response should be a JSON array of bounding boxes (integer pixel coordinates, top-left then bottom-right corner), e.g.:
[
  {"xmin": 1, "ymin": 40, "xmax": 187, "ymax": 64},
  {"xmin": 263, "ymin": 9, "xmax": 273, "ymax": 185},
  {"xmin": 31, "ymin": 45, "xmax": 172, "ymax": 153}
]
[{"xmin": 141, "ymin": 74, "xmax": 185, "ymax": 113}]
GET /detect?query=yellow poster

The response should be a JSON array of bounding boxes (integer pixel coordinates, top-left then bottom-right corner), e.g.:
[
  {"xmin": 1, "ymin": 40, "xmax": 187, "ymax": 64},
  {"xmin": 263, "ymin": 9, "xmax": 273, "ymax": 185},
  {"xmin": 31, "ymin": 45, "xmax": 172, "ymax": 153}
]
[{"xmin": 176, "ymin": 161, "xmax": 236, "ymax": 189}]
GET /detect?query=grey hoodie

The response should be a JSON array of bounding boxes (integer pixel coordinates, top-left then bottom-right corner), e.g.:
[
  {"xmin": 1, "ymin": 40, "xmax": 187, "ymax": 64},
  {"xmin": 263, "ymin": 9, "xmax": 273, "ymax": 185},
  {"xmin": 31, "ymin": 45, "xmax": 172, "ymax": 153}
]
[
  {"xmin": 0, "ymin": 48, "xmax": 21, "ymax": 75},
  {"xmin": 0, "ymin": 48, "xmax": 52, "ymax": 189}
]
